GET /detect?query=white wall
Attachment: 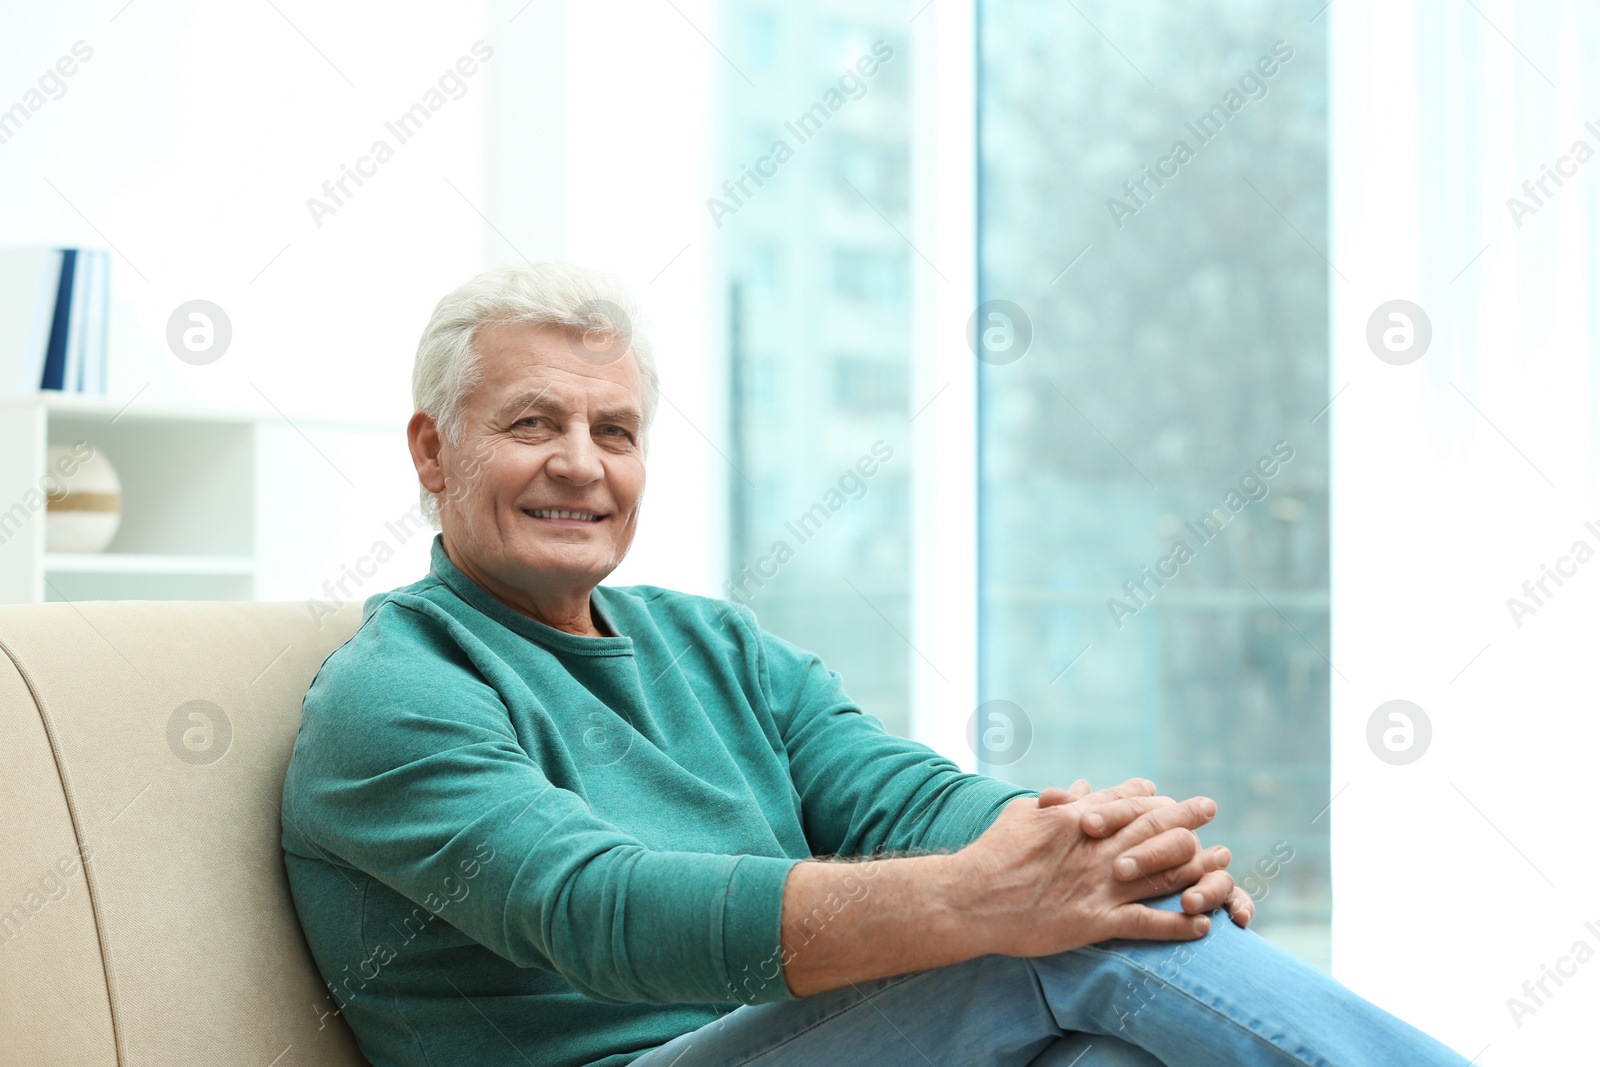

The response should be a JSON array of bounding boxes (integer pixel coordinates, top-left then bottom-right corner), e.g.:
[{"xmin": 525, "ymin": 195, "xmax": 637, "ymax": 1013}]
[
  {"xmin": 908, "ymin": 0, "xmax": 979, "ymax": 765},
  {"xmin": 0, "ymin": 0, "xmax": 724, "ymax": 601},
  {"xmin": 1331, "ymin": 3, "xmax": 1599, "ymax": 1062},
  {"xmin": 0, "ymin": 1, "xmax": 484, "ymax": 422}
]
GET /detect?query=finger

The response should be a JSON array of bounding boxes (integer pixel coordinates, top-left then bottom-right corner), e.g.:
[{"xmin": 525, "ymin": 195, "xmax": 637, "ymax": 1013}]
[
  {"xmin": 1114, "ymin": 795, "xmax": 1218, "ymax": 849},
  {"xmin": 1112, "ymin": 826, "xmax": 1207, "ymax": 881},
  {"xmin": 1038, "ymin": 780, "xmax": 1090, "ymax": 808},
  {"xmin": 1114, "ymin": 844, "xmax": 1230, "ymax": 902},
  {"xmin": 1080, "ymin": 795, "xmax": 1178, "ymax": 838},
  {"xmin": 1179, "ymin": 870, "xmax": 1235, "ymax": 915},
  {"xmin": 1111, "ymin": 903, "xmax": 1210, "ymax": 942},
  {"xmin": 1073, "ymin": 777, "xmax": 1156, "ymax": 810},
  {"xmin": 1226, "ymin": 886, "xmax": 1255, "ymax": 928}
]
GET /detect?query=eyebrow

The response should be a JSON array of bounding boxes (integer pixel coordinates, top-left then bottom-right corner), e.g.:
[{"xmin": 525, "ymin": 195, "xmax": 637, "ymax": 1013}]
[{"xmin": 493, "ymin": 390, "xmax": 642, "ymax": 427}]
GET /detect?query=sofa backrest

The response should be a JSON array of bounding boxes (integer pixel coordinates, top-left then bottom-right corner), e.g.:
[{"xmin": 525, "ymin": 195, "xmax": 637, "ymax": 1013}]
[{"xmin": 0, "ymin": 599, "xmax": 371, "ymax": 1066}]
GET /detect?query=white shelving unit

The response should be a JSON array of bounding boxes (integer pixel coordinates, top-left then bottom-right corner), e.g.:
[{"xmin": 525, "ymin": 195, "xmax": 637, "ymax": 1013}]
[{"xmin": 0, "ymin": 392, "xmax": 425, "ymax": 605}]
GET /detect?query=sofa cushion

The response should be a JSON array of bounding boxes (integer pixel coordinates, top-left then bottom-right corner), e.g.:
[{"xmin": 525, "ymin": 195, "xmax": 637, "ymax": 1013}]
[{"xmin": 0, "ymin": 599, "xmax": 371, "ymax": 1067}]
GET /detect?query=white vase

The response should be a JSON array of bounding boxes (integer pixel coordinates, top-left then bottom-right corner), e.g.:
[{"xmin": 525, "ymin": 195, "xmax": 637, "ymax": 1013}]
[{"xmin": 45, "ymin": 443, "xmax": 122, "ymax": 553}]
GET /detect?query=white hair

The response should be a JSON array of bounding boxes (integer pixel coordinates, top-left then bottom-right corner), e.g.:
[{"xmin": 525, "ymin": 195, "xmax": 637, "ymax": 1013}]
[{"xmin": 412, "ymin": 261, "xmax": 658, "ymax": 530}]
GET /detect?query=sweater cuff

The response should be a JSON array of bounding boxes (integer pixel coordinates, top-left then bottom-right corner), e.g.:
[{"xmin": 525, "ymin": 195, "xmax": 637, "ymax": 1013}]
[
  {"xmin": 720, "ymin": 853, "xmax": 803, "ymax": 1004},
  {"xmin": 920, "ymin": 777, "xmax": 1039, "ymax": 854}
]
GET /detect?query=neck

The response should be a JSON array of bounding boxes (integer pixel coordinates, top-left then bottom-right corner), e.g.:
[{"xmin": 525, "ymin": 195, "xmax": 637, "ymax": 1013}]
[{"xmin": 443, "ymin": 537, "xmax": 607, "ymax": 637}]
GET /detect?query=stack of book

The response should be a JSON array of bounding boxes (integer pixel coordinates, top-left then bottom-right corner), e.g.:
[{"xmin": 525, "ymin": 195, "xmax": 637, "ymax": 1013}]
[{"xmin": 0, "ymin": 247, "xmax": 111, "ymax": 396}]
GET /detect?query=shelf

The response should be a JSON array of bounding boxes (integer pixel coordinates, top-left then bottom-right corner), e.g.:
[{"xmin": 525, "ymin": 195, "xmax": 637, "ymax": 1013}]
[
  {"xmin": 7, "ymin": 390, "xmax": 406, "ymax": 432},
  {"xmin": 44, "ymin": 553, "xmax": 256, "ymax": 576},
  {"xmin": 33, "ymin": 391, "xmax": 267, "ymax": 426},
  {"xmin": 1, "ymin": 391, "xmax": 419, "ymax": 604}
]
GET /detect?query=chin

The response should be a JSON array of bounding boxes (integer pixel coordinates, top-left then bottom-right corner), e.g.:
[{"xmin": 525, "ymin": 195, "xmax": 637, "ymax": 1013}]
[{"xmin": 516, "ymin": 545, "xmax": 611, "ymax": 577}]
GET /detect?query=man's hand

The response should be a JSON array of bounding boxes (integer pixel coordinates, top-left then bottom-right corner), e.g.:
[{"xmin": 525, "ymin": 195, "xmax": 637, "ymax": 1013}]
[
  {"xmin": 946, "ymin": 780, "xmax": 1244, "ymax": 960},
  {"xmin": 1040, "ymin": 778, "xmax": 1254, "ymax": 930}
]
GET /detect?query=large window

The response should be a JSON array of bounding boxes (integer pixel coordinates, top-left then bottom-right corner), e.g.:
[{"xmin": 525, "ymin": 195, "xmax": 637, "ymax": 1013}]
[
  {"xmin": 714, "ymin": 0, "xmax": 1333, "ymax": 969},
  {"xmin": 716, "ymin": 2, "xmax": 915, "ymax": 738},
  {"xmin": 975, "ymin": 1, "xmax": 1332, "ymax": 966}
]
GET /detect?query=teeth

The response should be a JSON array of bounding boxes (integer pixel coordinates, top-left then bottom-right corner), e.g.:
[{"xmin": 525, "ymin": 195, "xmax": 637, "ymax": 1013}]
[{"xmin": 529, "ymin": 508, "xmax": 600, "ymax": 521}]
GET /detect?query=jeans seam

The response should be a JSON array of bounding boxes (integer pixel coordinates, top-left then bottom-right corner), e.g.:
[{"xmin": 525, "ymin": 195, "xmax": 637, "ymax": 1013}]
[
  {"xmin": 726, "ymin": 971, "xmax": 929, "ymax": 1066},
  {"xmin": 1076, "ymin": 944, "xmax": 1338, "ymax": 1067}
]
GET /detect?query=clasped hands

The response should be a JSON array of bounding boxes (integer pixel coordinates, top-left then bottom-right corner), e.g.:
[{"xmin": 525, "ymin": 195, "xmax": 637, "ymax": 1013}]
[
  {"xmin": 951, "ymin": 774, "xmax": 1257, "ymax": 957},
  {"xmin": 1041, "ymin": 777, "xmax": 1254, "ymax": 932}
]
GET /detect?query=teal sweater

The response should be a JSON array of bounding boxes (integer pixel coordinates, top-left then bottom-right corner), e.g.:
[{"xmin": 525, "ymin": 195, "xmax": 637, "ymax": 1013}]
[{"xmin": 281, "ymin": 533, "xmax": 1035, "ymax": 1067}]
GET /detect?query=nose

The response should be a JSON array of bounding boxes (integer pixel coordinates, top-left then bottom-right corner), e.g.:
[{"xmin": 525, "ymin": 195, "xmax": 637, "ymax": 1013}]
[{"xmin": 545, "ymin": 424, "xmax": 604, "ymax": 485}]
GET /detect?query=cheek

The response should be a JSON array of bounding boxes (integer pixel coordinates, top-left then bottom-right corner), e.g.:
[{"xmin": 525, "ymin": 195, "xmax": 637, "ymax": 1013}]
[
  {"xmin": 473, "ymin": 449, "xmax": 536, "ymax": 494},
  {"xmin": 615, "ymin": 461, "xmax": 646, "ymax": 507}
]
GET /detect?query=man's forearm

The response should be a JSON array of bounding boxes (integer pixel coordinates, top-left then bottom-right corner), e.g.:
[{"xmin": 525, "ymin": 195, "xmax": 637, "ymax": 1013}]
[{"xmin": 778, "ymin": 852, "xmax": 980, "ymax": 998}]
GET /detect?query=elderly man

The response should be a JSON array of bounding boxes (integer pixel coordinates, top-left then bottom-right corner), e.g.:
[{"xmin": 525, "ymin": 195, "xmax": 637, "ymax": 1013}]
[{"xmin": 281, "ymin": 263, "xmax": 1469, "ymax": 1067}]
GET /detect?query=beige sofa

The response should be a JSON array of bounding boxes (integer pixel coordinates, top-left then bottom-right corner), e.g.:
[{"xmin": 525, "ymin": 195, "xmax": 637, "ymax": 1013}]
[{"xmin": 0, "ymin": 600, "xmax": 372, "ymax": 1066}]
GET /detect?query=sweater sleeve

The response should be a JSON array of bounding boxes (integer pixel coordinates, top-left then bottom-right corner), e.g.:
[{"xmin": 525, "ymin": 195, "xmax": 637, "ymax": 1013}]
[
  {"xmin": 285, "ymin": 601, "xmax": 800, "ymax": 1007},
  {"xmin": 735, "ymin": 605, "xmax": 1038, "ymax": 859}
]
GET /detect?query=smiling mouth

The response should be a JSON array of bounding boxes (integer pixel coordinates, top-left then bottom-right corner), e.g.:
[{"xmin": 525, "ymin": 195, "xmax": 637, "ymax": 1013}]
[{"xmin": 525, "ymin": 508, "xmax": 605, "ymax": 523}]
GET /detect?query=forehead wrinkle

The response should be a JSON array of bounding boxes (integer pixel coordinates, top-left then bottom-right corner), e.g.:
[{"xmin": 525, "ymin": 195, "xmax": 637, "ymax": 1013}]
[
  {"xmin": 492, "ymin": 384, "xmax": 642, "ymax": 427},
  {"xmin": 476, "ymin": 323, "xmax": 645, "ymax": 426},
  {"xmin": 492, "ymin": 384, "xmax": 559, "ymax": 422}
]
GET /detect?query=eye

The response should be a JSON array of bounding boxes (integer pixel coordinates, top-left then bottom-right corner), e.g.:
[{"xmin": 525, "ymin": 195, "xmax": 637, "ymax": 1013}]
[
  {"xmin": 515, "ymin": 416, "xmax": 544, "ymax": 428},
  {"xmin": 600, "ymin": 425, "xmax": 634, "ymax": 440}
]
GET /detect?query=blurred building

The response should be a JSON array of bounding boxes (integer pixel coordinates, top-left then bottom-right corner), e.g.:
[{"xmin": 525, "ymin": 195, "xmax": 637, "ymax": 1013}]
[{"xmin": 716, "ymin": 1, "xmax": 915, "ymax": 738}]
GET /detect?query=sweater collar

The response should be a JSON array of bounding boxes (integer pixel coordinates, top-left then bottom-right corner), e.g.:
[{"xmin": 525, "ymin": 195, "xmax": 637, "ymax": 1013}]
[{"xmin": 427, "ymin": 534, "xmax": 634, "ymax": 656}]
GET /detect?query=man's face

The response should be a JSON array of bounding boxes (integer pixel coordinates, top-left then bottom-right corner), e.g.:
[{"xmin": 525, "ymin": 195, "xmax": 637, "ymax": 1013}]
[{"xmin": 413, "ymin": 320, "xmax": 647, "ymax": 597}]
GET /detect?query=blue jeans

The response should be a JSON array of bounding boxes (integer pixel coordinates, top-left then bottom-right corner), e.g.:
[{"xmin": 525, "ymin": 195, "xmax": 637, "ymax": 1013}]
[{"xmin": 630, "ymin": 892, "xmax": 1470, "ymax": 1066}]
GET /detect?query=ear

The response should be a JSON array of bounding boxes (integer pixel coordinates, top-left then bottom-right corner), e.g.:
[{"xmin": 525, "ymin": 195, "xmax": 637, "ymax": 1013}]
[{"xmin": 408, "ymin": 410, "xmax": 448, "ymax": 496}]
